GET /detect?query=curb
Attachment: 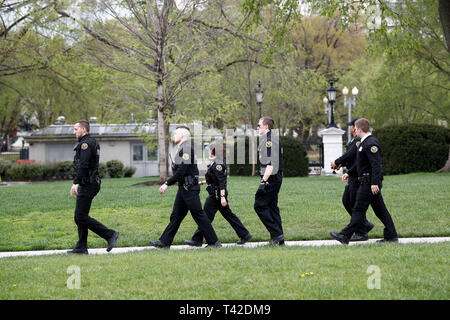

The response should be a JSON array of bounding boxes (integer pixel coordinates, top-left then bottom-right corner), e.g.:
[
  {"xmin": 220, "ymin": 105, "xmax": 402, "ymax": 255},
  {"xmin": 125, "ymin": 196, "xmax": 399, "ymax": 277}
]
[{"xmin": 1, "ymin": 237, "xmax": 449, "ymax": 259}]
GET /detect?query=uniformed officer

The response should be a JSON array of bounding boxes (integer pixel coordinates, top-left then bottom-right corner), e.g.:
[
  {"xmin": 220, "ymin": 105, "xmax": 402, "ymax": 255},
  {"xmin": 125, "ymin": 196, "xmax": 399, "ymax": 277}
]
[
  {"xmin": 330, "ymin": 118, "xmax": 398, "ymax": 244},
  {"xmin": 68, "ymin": 120, "xmax": 119, "ymax": 254},
  {"xmin": 254, "ymin": 117, "xmax": 284, "ymax": 245},
  {"xmin": 184, "ymin": 142, "xmax": 252, "ymax": 247},
  {"xmin": 150, "ymin": 126, "xmax": 222, "ymax": 248},
  {"xmin": 331, "ymin": 118, "xmax": 374, "ymax": 241}
]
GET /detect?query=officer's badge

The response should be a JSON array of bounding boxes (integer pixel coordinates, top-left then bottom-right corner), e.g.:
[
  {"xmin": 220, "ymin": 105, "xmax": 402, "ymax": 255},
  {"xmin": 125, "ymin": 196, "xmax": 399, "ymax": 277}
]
[
  {"xmin": 371, "ymin": 146, "xmax": 378, "ymax": 153},
  {"xmin": 182, "ymin": 153, "xmax": 190, "ymax": 160},
  {"xmin": 359, "ymin": 146, "xmax": 363, "ymax": 152},
  {"xmin": 81, "ymin": 143, "xmax": 88, "ymax": 150},
  {"xmin": 266, "ymin": 141, "xmax": 272, "ymax": 148},
  {"xmin": 216, "ymin": 164, "xmax": 222, "ymax": 171},
  {"xmin": 356, "ymin": 141, "xmax": 361, "ymax": 147}
]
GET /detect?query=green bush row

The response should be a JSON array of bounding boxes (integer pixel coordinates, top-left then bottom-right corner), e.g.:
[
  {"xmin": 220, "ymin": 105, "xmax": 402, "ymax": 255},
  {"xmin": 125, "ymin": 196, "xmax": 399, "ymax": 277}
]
[
  {"xmin": 0, "ymin": 160, "xmax": 136, "ymax": 181},
  {"xmin": 374, "ymin": 123, "xmax": 450, "ymax": 175},
  {"xmin": 228, "ymin": 135, "xmax": 309, "ymax": 177}
]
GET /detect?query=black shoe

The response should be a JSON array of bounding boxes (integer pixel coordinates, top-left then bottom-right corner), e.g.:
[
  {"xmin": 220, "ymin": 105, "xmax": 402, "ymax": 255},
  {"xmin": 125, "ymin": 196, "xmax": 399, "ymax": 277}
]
[
  {"xmin": 106, "ymin": 231, "xmax": 119, "ymax": 252},
  {"xmin": 350, "ymin": 233, "xmax": 369, "ymax": 242},
  {"xmin": 236, "ymin": 233, "xmax": 252, "ymax": 245},
  {"xmin": 365, "ymin": 221, "xmax": 375, "ymax": 233},
  {"xmin": 149, "ymin": 240, "xmax": 170, "ymax": 249},
  {"xmin": 205, "ymin": 241, "xmax": 222, "ymax": 248},
  {"xmin": 269, "ymin": 234, "xmax": 285, "ymax": 246},
  {"xmin": 184, "ymin": 239, "xmax": 203, "ymax": 247},
  {"xmin": 377, "ymin": 238, "xmax": 399, "ymax": 243},
  {"xmin": 330, "ymin": 232, "xmax": 350, "ymax": 245},
  {"xmin": 67, "ymin": 248, "xmax": 88, "ymax": 255}
]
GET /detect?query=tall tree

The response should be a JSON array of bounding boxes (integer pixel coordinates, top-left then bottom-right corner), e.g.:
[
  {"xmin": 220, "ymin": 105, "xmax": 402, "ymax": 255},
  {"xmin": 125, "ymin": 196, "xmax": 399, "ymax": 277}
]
[{"xmin": 58, "ymin": 0, "xmax": 268, "ymax": 181}]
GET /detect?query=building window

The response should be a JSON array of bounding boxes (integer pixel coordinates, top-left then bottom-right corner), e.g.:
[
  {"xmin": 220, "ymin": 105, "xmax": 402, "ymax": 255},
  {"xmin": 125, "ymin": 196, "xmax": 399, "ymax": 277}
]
[
  {"xmin": 147, "ymin": 148, "xmax": 158, "ymax": 161},
  {"xmin": 133, "ymin": 145, "xmax": 144, "ymax": 161}
]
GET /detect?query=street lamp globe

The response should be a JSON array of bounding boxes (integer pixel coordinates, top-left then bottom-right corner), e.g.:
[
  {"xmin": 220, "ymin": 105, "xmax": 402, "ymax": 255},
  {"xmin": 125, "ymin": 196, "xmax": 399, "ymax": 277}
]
[
  {"xmin": 323, "ymin": 96, "xmax": 328, "ymax": 104},
  {"xmin": 255, "ymin": 80, "xmax": 264, "ymax": 104},
  {"xmin": 352, "ymin": 86, "xmax": 359, "ymax": 96},
  {"xmin": 342, "ymin": 86, "xmax": 349, "ymax": 96}
]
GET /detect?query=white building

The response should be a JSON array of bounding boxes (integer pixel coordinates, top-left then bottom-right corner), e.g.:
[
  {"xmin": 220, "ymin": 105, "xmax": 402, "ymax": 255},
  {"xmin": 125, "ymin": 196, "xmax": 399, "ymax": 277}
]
[{"xmin": 25, "ymin": 120, "xmax": 225, "ymax": 177}]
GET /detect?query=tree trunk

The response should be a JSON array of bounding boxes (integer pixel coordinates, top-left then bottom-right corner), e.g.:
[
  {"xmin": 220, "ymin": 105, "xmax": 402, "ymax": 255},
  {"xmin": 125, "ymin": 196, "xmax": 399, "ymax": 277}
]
[
  {"xmin": 439, "ymin": 0, "xmax": 450, "ymax": 52},
  {"xmin": 157, "ymin": 107, "xmax": 168, "ymax": 182},
  {"xmin": 436, "ymin": 148, "xmax": 450, "ymax": 173}
]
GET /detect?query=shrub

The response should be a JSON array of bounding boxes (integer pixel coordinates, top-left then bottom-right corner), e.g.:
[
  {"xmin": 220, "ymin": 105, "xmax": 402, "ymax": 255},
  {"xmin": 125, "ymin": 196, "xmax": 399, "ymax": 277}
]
[
  {"xmin": 41, "ymin": 163, "xmax": 57, "ymax": 180},
  {"xmin": 123, "ymin": 166, "xmax": 136, "ymax": 177},
  {"xmin": 106, "ymin": 160, "xmax": 124, "ymax": 178},
  {"xmin": 374, "ymin": 123, "xmax": 450, "ymax": 175},
  {"xmin": 98, "ymin": 163, "xmax": 107, "ymax": 178},
  {"xmin": 281, "ymin": 135, "xmax": 309, "ymax": 177},
  {"xmin": 0, "ymin": 160, "xmax": 12, "ymax": 178},
  {"xmin": 228, "ymin": 135, "xmax": 309, "ymax": 177},
  {"xmin": 54, "ymin": 161, "xmax": 74, "ymax": 180},
  {"xmin": 5, "ymin": 165, "xmax": 25, "ymax": 180},
  {"xmin": 21, "ymin": 163, "xmax": 44, "ymax": 180}
]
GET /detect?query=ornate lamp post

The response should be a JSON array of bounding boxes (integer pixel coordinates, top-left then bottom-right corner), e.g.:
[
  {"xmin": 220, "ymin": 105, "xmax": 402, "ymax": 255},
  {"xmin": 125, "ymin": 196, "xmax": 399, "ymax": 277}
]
[
  {"xmin": 342, "ymin": 86, "xmax": 358, "ymax": 142},
  {"xmin": 255, "ymin": 80, "xmax": 264, "ymax": 119},
  {"xmin": 326, "ymin": 79, "xmax": 337, "ymax": 128},
  {"xmin": 323, "ymin": 96, "xmax": 331, "ymax": 125}
]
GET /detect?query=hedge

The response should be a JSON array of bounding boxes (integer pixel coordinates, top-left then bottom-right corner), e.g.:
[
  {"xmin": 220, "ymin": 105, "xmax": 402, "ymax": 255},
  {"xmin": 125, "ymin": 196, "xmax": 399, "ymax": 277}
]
[
  {"xmin": 374, "ymin": 123, "xmax": 450, "ymax": 175},
  {"xmin": 0, "ymin": 160, "xmax": 134, "ymax": 181},
  {"xmin": 228, "ymin": 135, "xmax": 309, "ymax": 177}
]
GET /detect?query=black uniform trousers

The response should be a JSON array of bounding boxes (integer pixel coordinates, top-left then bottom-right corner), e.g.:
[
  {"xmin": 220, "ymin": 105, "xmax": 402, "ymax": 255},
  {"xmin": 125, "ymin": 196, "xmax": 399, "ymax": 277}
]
[
  {"xmin": 342, "ymin": 176, "xmax": 372, "ymax": 233},
  {"xmin": 254, "ymin": 173, "xmax": 283, "ymax": 239},
  {"xmin": 74, "ymin": 184, "xmax": 115, "ymax": 249},
  {"xmin": 191, "ymin": 193, "xmax": 250, "ymax": 243},
  {"xmin": 159, "ymin": 186, "xmax": 219, "ymax": 245},
  {"xmin": 341, "ymin": 183, "xmax": 398, "ymax": 240}
]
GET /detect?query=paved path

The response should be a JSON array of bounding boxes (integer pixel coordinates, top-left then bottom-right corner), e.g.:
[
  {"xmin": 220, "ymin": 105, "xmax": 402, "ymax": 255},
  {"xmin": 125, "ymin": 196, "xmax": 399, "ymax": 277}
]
[{"xmin": 1, "ymin": 237, "xmax": 449, "ymax": 259}]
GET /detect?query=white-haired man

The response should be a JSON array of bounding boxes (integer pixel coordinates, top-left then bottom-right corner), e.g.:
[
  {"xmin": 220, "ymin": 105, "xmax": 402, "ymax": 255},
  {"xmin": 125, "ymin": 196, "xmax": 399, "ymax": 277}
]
[{"xmin": 149, "ymin": 126, "xmax": 221, "ymax": 248}]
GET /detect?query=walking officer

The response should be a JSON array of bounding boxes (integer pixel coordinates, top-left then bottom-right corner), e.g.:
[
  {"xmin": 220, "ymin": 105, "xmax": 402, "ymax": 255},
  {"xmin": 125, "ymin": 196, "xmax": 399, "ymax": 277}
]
[
  {"xmin": 330, "ymin": 118, "xmax": 398, "ymax": 244},
  {"xmin": 331, "ymin": 118, "xmax": 374, "ymax": 241},
  {"xmin": 150, "ymin": 126, "xmax": 222, "ymax": 248},
  {"xmin": 68, "ymin": 120, "xmax": 119, "ymax": 254},
  {"xmin": 184, "ymin": 142, "xmax": 252, "ymax": 247},
  {"xmin": 254, "ymin": 117, "xmax": 285, "ymax": 245}
]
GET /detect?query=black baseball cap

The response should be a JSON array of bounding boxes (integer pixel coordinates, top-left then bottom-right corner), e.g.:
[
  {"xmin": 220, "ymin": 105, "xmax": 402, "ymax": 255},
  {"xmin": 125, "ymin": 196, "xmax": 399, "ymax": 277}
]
[{"xmin": 347, "ymin": 118, "xmax": 359, "ymax": 126}]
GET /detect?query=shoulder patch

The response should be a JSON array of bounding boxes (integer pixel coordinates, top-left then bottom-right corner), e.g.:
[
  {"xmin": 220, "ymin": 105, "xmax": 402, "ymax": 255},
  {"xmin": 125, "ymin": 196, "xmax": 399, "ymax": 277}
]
[
  {"xmin": 216, "ymin": 164, "xmax": 222, "ymax": 171},
  {"xmin": 81, "ymin": 143, "xmax": 88, "ymax": 150},
  {"xmin": 266, "ymin": 141, "xmax": 272, "ymax": 148},
  {"xmin": 182, "ymin": 153, "xmax": 190, "ymax": 160},
  {"xmin": 356, "ymin": 141, "xmax": 361, "ymax": 147},
  {"xmin": 371, "ymin": 146, "xmax": 379, "ymax": 153}
]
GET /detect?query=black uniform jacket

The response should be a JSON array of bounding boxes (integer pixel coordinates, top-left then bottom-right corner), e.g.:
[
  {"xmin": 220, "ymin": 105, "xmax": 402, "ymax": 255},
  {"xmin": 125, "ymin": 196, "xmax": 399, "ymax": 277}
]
[
  {"xmin": 205, "ymin": 161, "xmax": 227, "ymax": 191},
  {"xmin": 73, "ymin": 134, "xmax": 100, "ymax": 185},
  {"xmin": 335, "ymin": 136, "xmax": 361, "ymax": 178},
  {"xmin": 356, "ymin": 134, "xmax": 383, "ymax": 187},
  {"xmin": 166, "ymin": 140, "xmax": 199, "ymax": 186},
  {"xmin": 258, "ymin": 130, "xmax": 283, "ymax": 175}
]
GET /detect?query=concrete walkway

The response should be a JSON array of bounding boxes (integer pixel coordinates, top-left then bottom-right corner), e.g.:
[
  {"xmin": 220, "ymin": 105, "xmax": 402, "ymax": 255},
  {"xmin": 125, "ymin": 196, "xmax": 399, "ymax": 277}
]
[{"xmin": 1, "ymin": 237, "xmax": 449, "ymax": 259}]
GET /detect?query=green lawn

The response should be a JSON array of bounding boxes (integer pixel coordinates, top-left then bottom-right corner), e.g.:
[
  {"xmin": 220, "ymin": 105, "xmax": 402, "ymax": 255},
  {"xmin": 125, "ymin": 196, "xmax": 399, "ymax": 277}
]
[
  {"xmin": 0, "ymin": 173, "xmax": 449, "ymax": 251},
  {"xmin": 0, "ymin": 173, "xmax": 449, "ymax": 300},
  {"xmin": 0, "ymin": 243, "xmax": 448, "ymax": 299}
]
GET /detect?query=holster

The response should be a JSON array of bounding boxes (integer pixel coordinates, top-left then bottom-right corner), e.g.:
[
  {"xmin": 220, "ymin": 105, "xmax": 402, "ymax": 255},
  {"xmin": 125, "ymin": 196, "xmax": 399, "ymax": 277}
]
[
  {"xmin": 182, "ymin": 175, "xmax": 199, "ymax": 190},
  {"xmin": 206, "ymin": 185, "xmax": 214, "ymax": 195},
  {"xmin": 358, "ymin": 173, "xmax": 371, "ymax": 184}
]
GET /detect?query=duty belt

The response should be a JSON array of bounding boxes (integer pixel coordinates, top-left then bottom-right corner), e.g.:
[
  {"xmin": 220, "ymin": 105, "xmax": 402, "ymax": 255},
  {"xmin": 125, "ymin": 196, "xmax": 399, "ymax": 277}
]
[
  {"xmin": 206, "ymin": 185, "xmax": 220, "ymax": 200},
  {"xmin": 358, "ymin": 173, "xmax": 371, "ymax": 184},
  {"xmin": 179, "ymin": 175, "xmax": 199, "ymax": 190}
]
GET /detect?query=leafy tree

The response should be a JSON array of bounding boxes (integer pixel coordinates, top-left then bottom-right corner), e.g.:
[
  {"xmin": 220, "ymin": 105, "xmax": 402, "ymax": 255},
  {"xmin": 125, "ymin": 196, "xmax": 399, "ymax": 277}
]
[{"xmin": 58, "ymin": 0, "xmax": 270, "ymax": 181}]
